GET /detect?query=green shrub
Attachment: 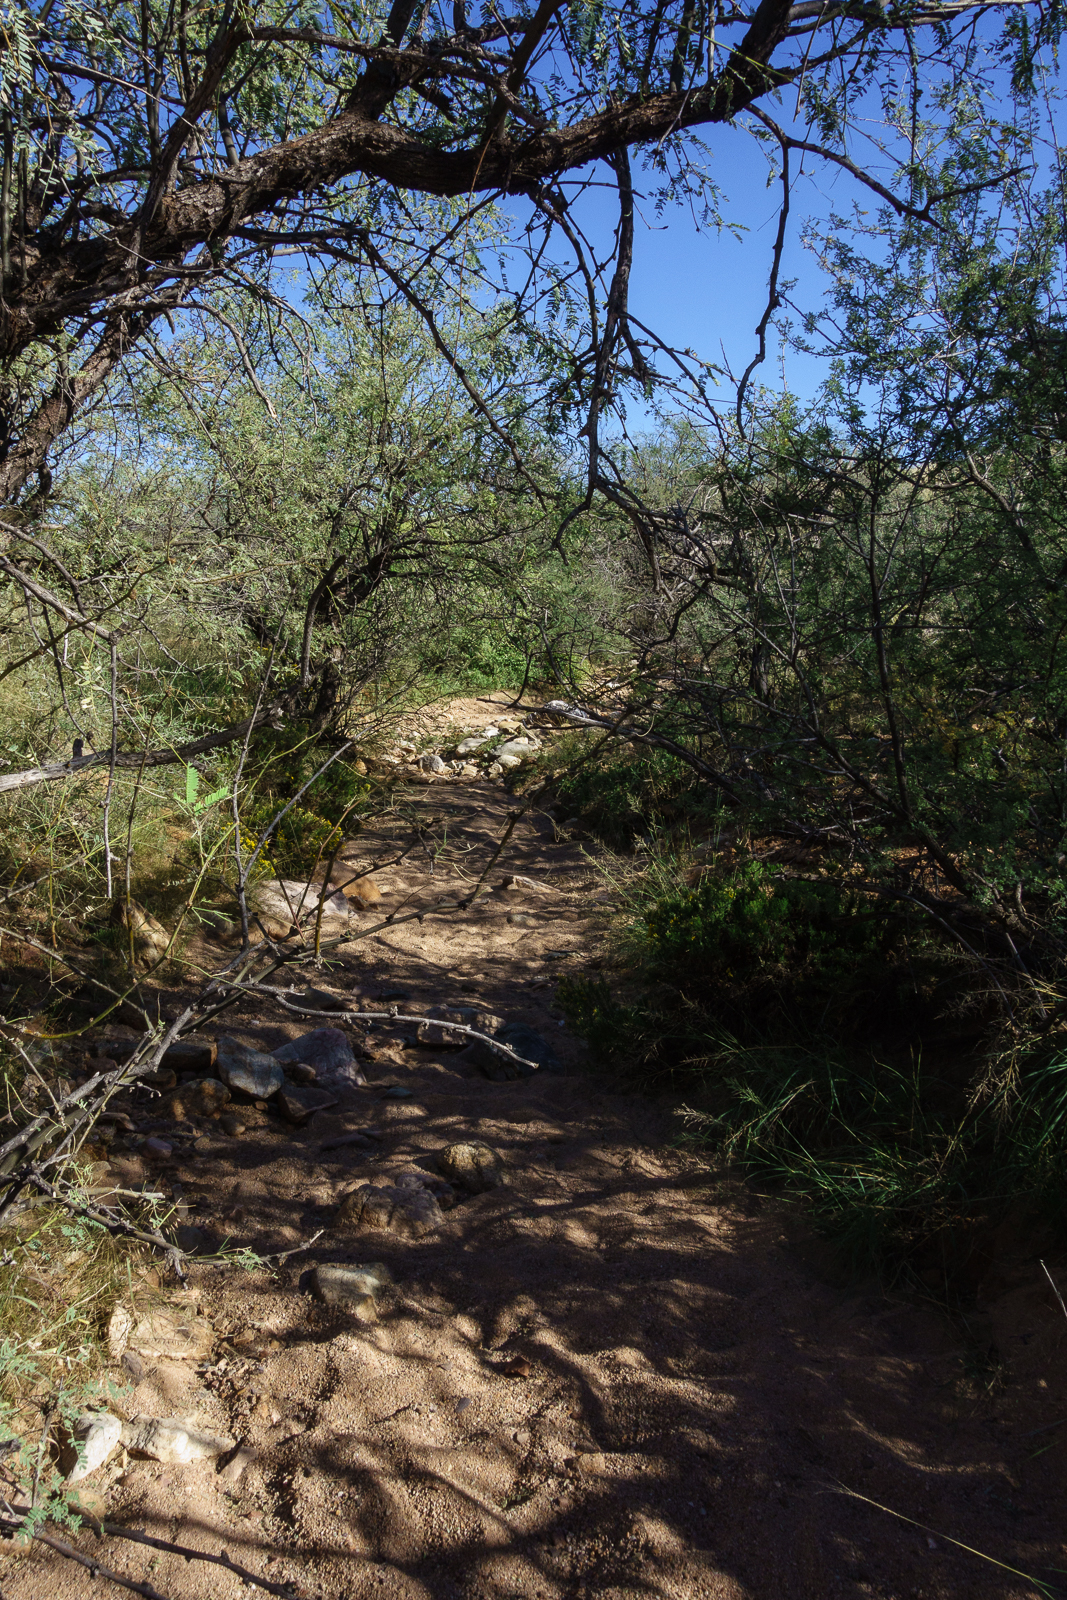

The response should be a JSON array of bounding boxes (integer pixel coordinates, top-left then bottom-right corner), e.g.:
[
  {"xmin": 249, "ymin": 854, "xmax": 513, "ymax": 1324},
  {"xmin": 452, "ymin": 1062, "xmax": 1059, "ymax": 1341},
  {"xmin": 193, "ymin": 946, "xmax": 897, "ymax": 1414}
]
[
  {"xmin": 643, "ymin": 862, "xmax": 882, "ymax": 975},
  {"xmin": 551, "ymin": 745, "xmax": 709, "ymax": 848}
]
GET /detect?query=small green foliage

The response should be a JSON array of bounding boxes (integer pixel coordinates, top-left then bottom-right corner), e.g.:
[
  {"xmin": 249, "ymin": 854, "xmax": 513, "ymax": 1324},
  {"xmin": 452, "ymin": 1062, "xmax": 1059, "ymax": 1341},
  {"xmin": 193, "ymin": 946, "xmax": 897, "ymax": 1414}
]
[
  {"xmin": 551, "ymin": 744, "xmax": 711, "ymax": 849},
  {"xmin": 642, "ymin": 863, "xmax": 880, "ymax": 974}
]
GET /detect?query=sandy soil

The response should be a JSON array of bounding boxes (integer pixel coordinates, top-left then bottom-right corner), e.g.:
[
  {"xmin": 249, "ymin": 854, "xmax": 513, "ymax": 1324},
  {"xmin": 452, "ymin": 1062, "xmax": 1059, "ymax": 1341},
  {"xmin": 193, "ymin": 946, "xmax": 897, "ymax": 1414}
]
[{"xmin": 4, "ymin": 695, "xmax": 1067, "ymax": 1600}]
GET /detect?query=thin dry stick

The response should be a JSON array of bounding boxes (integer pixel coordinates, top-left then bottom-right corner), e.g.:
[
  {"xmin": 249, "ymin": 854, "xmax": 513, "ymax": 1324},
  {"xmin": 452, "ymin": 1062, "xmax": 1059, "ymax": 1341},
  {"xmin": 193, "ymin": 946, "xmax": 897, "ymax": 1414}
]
[
  {"xmin": 1040, "ymin": 1260, "xmax": 1067, "ymax": 1327},
  {"xmin": 0, "ymin": 1517, "xmax": 171, "ymax": 1600},
  {"xmin": 21, "ymin": 1172, "xmax": 189, "ymax": 1280},
  {"xmin": 832, "ymin": 1482, "xmax": 1054, "ymax": 1598},
  {"xmin": 103, "ymin": 635, "xmax": 120, "ymax": 901},
  {"xmin": 237, "ymin": 994, "xmax": 542, "ymax": 1072},
  {"xmin": 79, "ymin": 1515, "xmax": 302, "ymax": 1598},
  {"xmin": 0, "ymin": 1504, "xmax": 303, "ymax": 1597}
]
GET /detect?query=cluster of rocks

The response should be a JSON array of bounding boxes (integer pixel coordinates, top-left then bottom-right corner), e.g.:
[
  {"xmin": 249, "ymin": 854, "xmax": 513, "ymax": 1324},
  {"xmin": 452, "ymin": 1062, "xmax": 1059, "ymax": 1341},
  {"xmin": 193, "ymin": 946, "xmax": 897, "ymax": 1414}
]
[
  {"xmin": 89, "ymin": 1004, "xmax": 562, "ymax": 1172},
  {"xmin": 382, "ymin": 716, "xmax": 546, "ymax": 782}
]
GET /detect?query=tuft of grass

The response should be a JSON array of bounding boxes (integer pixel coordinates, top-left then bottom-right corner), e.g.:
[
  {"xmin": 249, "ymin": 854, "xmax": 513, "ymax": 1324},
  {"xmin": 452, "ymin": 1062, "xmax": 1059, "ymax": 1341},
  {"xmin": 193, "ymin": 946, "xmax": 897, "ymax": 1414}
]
[{"xmin": 561, "ymin": 836, "xmax": 1067, "ymax": 1289}]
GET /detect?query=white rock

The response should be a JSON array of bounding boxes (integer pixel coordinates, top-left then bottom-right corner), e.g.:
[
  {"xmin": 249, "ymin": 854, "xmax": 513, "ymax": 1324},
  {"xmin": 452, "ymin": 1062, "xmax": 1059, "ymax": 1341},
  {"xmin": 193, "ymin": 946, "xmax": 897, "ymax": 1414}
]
[
  {"xmin": 248, "ymin": 878, "xmax": 354, "ymax": 931},
  {"xmin": 455, "ymin": 729, "xmax": 498, "ymax": 756},
  {"xmin": 107, "ymin": 1304, "xmax": 132, "ymax": 1360},
  {"xmin": 121, "ymin": 1415, "xmax": 234, "ymax": 1464},
  {"xmin": 67, "ymin": 1412, "xmax": 123, "ymax": 1484}
]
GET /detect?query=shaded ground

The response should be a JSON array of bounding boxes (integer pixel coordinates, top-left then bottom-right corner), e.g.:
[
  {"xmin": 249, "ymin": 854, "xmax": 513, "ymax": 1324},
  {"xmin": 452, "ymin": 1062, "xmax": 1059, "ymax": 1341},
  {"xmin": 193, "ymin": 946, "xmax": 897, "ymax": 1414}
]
[{"xmin": 4, "ymin": 696, "xmax": 1067, "ymax": 1600}]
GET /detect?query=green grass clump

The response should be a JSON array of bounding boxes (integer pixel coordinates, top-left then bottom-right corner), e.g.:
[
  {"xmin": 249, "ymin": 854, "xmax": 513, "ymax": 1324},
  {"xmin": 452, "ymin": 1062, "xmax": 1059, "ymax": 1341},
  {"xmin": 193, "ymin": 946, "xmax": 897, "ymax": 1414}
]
[{"xmin": 562, "ymin": 848, "xmax": 1066, "ymax": 1289}]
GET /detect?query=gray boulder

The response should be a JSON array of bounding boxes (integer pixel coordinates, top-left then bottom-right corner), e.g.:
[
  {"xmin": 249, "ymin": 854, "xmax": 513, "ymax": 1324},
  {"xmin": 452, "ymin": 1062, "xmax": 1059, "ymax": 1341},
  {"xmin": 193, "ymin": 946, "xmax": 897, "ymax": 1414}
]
[
  {"xmin": 274, "ymin": 1027, "xmax": 365, "ymax": 1087},
  {"xmin": 216, "ymin": 1037, "xmax": 285, "ymax": 1099}
]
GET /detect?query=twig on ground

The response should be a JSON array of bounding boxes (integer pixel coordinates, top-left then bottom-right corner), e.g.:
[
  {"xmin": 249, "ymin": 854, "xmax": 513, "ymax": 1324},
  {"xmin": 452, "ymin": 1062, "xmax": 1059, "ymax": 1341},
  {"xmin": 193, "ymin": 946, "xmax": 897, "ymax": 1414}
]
[
  {"xmin": 831, "ymin": 1481, "xmax": 1055, "ymax": 1597},
  {"xmin": 1040, "ymin": 1260, "xmax": 1067, "ymax": 1327},
  {"xmin": 233, "ymin": 993, "xmax": 542, "ymax": 1072},
  {"xmin": 0, "ymin": 1515, "xmax": 171, "ymax": 1600},
  {"xmin": 273, "ymin": 1227, "xmax": 323, "ymax": 1266},
  {"xmin": 0, "ymin": 1503, "xmax": 304, "ymax": 1597}
]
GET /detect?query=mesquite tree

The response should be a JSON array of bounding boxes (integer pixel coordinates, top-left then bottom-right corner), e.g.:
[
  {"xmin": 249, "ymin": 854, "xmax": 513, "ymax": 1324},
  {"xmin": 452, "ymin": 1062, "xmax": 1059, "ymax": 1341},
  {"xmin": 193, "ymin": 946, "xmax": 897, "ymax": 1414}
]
[{"xmin": 0, "ymin": 0, "xmax": 1053, "ymax": 509}]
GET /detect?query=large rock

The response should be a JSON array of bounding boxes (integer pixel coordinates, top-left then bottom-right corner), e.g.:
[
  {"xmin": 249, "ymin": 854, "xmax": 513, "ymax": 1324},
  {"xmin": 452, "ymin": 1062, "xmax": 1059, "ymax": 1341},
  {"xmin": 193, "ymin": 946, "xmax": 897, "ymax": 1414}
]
[
  {"xmin": 310, "ymin": 1261, "xmax": 392, "ymax": 1321},
  {"xmin": 436, "ymin": 1141, "xmax": 505, "ymax": 1193},
  {"xmin": 247, "ymin": 877, "xmax": 355, "ymax": 937},
  {"xmin": 122, "ymin": 1415, "xmax": 233, "ymax": 1464},
  {"xmin": 216, "ymin": 1038, "xmax": 284, "ymax": 1099},
  {"xmin": 336, "ymin": 1181, "xmax": 444, "ymax": 1238},
  {"xmin": 274, "ymin": 1027, "xmax": 365, "ymax": 1087}
]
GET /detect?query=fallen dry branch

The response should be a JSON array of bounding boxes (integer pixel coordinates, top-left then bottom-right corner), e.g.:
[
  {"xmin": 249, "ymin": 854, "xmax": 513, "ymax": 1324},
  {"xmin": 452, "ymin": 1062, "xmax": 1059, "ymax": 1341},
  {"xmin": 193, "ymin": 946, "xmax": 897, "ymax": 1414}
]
[
  {"xmin": 0, "ymin": 703, "xmax": 285, "ymax": 795},
  {"xmin": 1, "ymin": 1517, "xmax": 170, "ymax": 1600},
  {"xmin": 19, "ymin": 1171, "xmax": 191, "ymax": 1280},
  {"xmin": 242, "ymin": 992, "xmax": 544, "ymax": 1073},
  {"xmin": 0, "ymin": 1503, "xmax": 303, "ymax": 1598}
]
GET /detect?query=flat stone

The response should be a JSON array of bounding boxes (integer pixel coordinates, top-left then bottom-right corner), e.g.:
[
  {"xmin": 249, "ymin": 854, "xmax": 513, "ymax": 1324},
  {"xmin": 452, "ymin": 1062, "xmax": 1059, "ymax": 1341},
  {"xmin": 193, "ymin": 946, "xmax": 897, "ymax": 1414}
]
[
  {"xmin": 128, "ymin": 1308, "xmax": 214, "ymax": 1362},
  {"xmin": 274, "ymin": 1027, "xmax": 365, "ymax": 1088},
  {"xmin": 278, "ymin": 1086, "xmax": 339, "ymax": 1126},
  {"xmin": 436, "ymin": 1141, "xmax": 505, "ymax": 1193},
  {"xmin": 216, "ymin": 1038, "xmax": 284, "ymax": 1099}
]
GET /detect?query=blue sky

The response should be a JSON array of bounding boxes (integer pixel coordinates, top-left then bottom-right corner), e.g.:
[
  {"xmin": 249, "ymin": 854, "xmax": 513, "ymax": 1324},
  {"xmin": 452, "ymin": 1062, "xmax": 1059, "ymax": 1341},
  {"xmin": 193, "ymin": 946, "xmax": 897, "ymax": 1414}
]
[{"xmin": 498, "ymin": 116, "xmax": 881, "ymax": 433}]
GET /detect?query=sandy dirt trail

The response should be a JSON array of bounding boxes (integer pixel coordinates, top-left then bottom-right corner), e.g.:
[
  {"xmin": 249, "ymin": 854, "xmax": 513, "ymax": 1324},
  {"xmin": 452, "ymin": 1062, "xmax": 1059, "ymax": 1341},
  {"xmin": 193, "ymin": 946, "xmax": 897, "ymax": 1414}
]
[{"xmin": 4, "ymin": 710, "xmax": 1066, "ymax": 1600}]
